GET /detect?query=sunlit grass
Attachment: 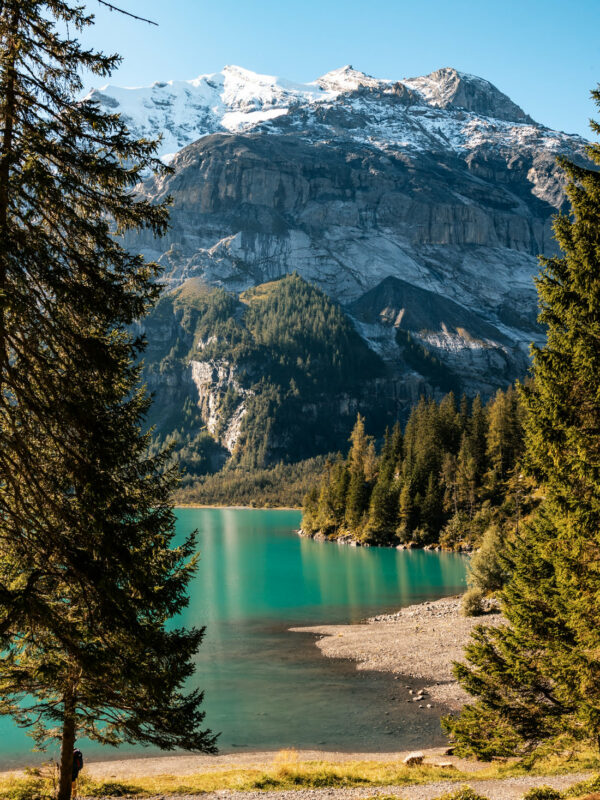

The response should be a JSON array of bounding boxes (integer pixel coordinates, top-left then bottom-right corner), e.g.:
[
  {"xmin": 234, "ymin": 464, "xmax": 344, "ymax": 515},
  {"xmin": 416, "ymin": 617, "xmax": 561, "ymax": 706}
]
[{"xmin": 1, "ymin": 747, "xmax": 598, "ymax": 799}]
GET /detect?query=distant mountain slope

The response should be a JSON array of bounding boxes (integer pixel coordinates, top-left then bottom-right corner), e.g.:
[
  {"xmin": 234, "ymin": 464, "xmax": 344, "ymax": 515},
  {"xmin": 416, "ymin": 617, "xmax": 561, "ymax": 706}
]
[
  {"xmin": 90, "ymin": 63, "xmax": 592, "ymax": 469},
  {"xmin": 348, "ymin": 276, "xmax": 512, "ymax": 341},
  {"xmin": 141, "ymin": 275, "xmax": 391, "ymax": 473},
  {"xmin": 89, "ymin": 64, "xmax": 573, "ymax": 162}
]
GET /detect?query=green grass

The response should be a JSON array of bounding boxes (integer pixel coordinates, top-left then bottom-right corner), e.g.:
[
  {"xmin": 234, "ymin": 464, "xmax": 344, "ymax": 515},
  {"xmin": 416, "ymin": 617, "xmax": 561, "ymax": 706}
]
[{"xmin": 1, "ymin": 749, "xmax": 598, "ymax": 799}]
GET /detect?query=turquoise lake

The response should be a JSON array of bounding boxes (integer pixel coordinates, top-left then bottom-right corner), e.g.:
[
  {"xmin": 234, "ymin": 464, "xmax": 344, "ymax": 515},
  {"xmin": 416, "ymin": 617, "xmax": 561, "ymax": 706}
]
[{"xmin": 0, "ymin": 508, "xmax": 467, "ymax": 768}]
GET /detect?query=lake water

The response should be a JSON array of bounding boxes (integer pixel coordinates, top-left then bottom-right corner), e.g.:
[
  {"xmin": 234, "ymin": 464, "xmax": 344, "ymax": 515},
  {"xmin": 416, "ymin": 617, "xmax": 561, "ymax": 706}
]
[{"xmin": 0, "ymin": 508, "xmax": 467, "ymax": 769}]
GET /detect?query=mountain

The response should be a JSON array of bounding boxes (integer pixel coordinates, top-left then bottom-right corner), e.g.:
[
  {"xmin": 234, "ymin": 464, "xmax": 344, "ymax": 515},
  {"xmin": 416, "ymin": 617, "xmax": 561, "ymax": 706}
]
[
  {"xmin": 90, "ymin": 65, "xmax": 590, "ymax": 470},
  {"xmin": 89, "ymin": 64, "xmax": 563, "ymax": 162},
  {"xmin": 141, "ymin": 274, "xmax": 392, "ymax": 475}
]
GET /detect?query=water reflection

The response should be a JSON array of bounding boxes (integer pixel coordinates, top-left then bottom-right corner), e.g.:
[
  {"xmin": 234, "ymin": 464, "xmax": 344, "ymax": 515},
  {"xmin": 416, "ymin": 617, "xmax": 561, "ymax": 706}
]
[{"xmin": 0, "ymin": 509, "xmax": 467, "ymax": 768}]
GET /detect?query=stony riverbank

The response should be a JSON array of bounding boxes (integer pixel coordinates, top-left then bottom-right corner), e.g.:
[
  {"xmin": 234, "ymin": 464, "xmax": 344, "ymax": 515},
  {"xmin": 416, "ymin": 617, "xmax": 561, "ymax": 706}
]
[
  {"xmin": 297, "ymin": 529, "xmax": 475, "ymax": 553},
  {"xmin": 292, "ymin": 597, "xmax": 503, "ymax": 709}
]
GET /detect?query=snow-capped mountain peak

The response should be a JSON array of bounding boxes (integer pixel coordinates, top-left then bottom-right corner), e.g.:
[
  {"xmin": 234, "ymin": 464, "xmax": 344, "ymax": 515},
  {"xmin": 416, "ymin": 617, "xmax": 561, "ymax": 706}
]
[
  {"xmin": 403, "ymin": 67, "xmax": 534, "ymax": 123},
  {"xmin": 316, "ymin": 64, "xmax": 385, "ymax": 92},
  {"xmin": 86, "ymin": 64, "xmax": 575, "ymax": 163}
]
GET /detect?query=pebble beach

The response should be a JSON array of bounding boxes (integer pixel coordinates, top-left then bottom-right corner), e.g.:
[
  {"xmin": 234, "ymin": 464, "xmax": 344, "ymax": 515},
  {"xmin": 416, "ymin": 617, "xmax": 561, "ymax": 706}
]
[{"xmin": 293, "ymin": 596, "xmax": 503, "ymax": 709}]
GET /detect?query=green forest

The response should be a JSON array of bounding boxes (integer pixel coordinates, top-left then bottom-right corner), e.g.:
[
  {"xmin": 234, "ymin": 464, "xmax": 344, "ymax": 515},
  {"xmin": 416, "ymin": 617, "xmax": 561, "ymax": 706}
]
[
  {"xmin": 144, "ymin": 273, "xmax": 391, "ymax": 475},
  {"xmin": 302, "ymin": 387, "xmax": 536, "ymax": 549},
  {"xmin": 174, "ymin": 456, "xmax": 328, "ymax": 508}
]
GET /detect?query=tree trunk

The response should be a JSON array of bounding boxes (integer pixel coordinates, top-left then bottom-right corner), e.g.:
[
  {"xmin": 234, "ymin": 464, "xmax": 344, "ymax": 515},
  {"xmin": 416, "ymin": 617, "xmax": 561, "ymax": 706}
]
[{"xmin": 57, "ymin": 688, "xmax": 76, "ymax": 800}]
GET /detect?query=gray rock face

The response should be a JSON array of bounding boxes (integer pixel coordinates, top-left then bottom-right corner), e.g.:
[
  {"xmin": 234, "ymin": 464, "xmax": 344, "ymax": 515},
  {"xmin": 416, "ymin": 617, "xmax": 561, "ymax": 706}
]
[
  {"xmin": 111, "ymin": 64, "xmax": 590, "ymax": 402},
  {"xmin": 403, "ymin": 68, "xmax": 535, "ymax": 123},
  {"xmin": 190, "ymin": 359, "xmax": 249, "ymax": 452}
]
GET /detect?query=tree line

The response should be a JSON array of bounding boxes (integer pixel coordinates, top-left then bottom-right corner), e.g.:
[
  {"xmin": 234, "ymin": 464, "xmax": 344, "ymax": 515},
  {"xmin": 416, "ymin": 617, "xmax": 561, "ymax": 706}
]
[{"xmin": 302, "ymin": 387, "xmax": 530, "ymax": 548}]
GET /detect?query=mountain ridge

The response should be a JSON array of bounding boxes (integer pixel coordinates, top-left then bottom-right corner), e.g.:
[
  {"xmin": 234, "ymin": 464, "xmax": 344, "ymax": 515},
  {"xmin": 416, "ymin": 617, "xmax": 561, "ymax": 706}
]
[
  {"xmin": 89, "ymin": 64, "xmax": 580, "ymax": 163},
  {"xmin": 106, "ymin": 64, "xmax": 592, "ymax": 471}
]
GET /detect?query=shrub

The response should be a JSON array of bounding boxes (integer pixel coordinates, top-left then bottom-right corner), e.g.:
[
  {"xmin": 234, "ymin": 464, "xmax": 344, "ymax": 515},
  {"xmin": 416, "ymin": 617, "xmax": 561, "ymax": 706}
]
[
  {"xmin": 522, "ymin": 787, "xmax": 562, "ymax": 800},
  {"xmin": 468, "ymin": 524, "xmax": 507, "ymax": 592},
  {"xmin": 82, "ymin": 780, "xmax": 148, "ymax": 798},
  {"xmin": 461, "ymin": 587, "xmax": 485, "ymax": 617},
  {"xmin": 440, "ymin": 513, "xmax": 469, "ymax": 549},
  {"xmin": 0, "ymin": 779, "xmax": 53, "ymax": 800},
  {"xmin": 411, "ymin": 526, "xmax": 433, "ymax": 546},
  {"xmin": 565, "ymin": 777, "xmax": 600, "ymax": 797},
  {"xmin": 434, "ymin": 787, "xmax": 490, "ymax": 800}
]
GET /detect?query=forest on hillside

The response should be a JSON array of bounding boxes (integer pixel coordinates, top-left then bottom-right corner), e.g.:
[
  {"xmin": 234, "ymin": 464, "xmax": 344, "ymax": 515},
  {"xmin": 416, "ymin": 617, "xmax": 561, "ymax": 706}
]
[
  {"xmin": 145, "ymin": 273, "xmax": 392, "ymax": 475},
  {"xmin": 302, "ymin": 387, "xmax": 537, "ymax": 548},
  {"xmin": 174, "ymin": 456, "xmax": 328, "ymax": 508}
]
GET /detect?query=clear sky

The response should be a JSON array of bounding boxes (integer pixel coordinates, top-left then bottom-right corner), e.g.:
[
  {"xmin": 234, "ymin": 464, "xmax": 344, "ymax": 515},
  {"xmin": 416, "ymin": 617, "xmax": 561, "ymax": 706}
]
[{"xmin": 80, "ymin": 0, "xmax": 600, "ymax": 138}]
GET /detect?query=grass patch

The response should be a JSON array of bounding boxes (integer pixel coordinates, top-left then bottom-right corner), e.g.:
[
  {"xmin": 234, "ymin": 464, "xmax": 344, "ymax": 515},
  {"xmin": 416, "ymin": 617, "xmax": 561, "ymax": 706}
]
[
  {"xmin": 1, "ymin": 749, "xmax": 598, "ymax": 799},
  {"xmin": 565, "ymin": 776, "xmax": 600, "ymax": 797},
  {"xmin": 74, "ymin": 762, "xmax": 464, "ymax": 796}
]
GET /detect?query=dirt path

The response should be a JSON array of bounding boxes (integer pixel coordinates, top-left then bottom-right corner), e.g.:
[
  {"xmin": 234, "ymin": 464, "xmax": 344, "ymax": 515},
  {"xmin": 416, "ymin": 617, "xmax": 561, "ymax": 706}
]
[
  {"xmin": 75, "ymin": 748, "xmax": 482, "ymax": 781},
  {"xmin": 84, "ymin": 771, "xmax": 591, "ymax": 800}
]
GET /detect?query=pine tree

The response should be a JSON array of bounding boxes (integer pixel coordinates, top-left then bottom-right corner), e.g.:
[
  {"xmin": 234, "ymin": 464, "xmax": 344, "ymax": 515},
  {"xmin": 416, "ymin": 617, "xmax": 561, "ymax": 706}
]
[
  {"xmin": 441, "ymin": 452, "xmax": 458, "ymax": 515},
  {"xmin": 0, "ymin": 3, "xmax": 216, "ymax": 796},
  {"xmin": 456, "ymin": 438, "xmax": 477, "ymax": 518},
  {"xmin": 345, "ymin": 415, "xmax": 371, "ymax": 531},
  {"xmin": 486, "ymin": 387, "xmax": 522, "ymax": 490},
  {"xmin": 459, "ymin": 393, "xmax": 470, "ymax": 431},
  {"xmin": 422, "ymin": 472, "xmax": 443, "ymax": 538},
  {"xmin": 364, "ymin": 466, "xmax": 397, "ymax": 543},
  {"xmin": 443, "ymin": 88, "xmax": 600, "ymax": 758},
  {"xmin": 397, "ymin": 482, "xmax": 414, "ymax": 540},
  {"xmin": 468, "ymin": 394, "xmax": 488, "ymax": 481}
]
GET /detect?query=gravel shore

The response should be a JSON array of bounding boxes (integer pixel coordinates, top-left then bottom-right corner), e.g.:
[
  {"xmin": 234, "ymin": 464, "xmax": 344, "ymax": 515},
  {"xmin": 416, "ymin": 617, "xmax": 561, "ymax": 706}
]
[
  {"xmin": 292, "ymin": 597, "xmax": 503, "ymax": 709},
  {"xmin": 194, "ymin": 774, "xmax": 590, "ymax": 800},
  {"xmin": 79, "ymin": 772, "xmax": 591, "ymax": 800}
]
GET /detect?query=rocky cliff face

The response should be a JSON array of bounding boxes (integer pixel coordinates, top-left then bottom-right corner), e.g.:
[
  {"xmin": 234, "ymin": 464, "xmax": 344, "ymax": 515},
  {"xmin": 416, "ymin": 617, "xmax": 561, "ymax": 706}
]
[
  {"xmin": 92, "ymin": 64, "xmax": 591, "ymax": 460},
  {"xmin": 190, "ymin": 359, "xmax": 249, "ymax": 453}
]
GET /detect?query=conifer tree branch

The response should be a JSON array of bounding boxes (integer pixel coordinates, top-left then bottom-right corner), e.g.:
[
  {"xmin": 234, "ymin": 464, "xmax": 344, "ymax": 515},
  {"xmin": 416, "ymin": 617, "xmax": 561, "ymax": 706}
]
[{"xmin": 96, "ymin": 1, "xmax": 158, "ymax": 26}]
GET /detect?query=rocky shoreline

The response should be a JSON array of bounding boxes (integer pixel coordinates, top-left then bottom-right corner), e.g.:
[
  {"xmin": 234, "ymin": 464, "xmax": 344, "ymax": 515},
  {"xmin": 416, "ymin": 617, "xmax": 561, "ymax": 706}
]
[
  {"xmin": 298, "ymin": 529, "xmax": 474, "ymax": 553},
  {"xmin": 292, "ymin": 597, "xmax": 503, "ymax": 710}
]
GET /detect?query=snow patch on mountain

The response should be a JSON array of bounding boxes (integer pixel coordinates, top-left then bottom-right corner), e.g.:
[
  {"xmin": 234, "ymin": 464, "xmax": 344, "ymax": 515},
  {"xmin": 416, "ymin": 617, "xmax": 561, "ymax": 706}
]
[{"xmin": 87, "ymin": 64, "xmax": 585, "ymax": 163}]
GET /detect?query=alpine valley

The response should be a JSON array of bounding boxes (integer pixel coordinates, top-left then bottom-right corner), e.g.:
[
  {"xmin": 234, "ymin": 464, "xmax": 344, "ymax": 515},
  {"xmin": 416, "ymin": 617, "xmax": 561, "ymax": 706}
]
[{"xmin": 93, "ymin": 65, "xmax": 590, "ymax": 482}]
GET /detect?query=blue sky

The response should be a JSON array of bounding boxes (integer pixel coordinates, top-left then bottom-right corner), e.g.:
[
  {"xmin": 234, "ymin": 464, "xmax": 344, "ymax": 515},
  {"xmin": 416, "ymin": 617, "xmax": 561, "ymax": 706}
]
[{"xmin": 81, "ymin": 0, "xmax": 599, "ymax": 138}]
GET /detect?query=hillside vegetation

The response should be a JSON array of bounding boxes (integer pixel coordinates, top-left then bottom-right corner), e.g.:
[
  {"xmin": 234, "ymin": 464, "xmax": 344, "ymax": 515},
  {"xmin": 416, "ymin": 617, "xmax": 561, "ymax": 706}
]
[
  {"xmin": 143, "ymin": 274, "xmax": 390, "ymax": 478},
  {"xmin": 175, "ymin": 456, "xmax": 328, "ymax": 508}
]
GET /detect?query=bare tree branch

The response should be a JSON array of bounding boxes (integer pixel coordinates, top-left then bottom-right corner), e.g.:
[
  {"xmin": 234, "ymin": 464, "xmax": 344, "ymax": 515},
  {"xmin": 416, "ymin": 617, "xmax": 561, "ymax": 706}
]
[{"xmin": 96, "ymin": 1, "xmax": 158, "ymax": 26}]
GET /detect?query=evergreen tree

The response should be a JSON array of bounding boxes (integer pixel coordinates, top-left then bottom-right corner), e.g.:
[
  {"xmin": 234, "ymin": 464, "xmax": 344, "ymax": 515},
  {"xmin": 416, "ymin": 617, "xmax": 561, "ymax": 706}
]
[
  {"xmin": 363, "ymin": 467, "xmax": 397, "ymax": 543},
  {"xmin": 443, "ymin": 89, "xmax": 600, "ymax": 757},
  {"xmin": 397, "ymin": 482, "xmax": 414, "ymax": 540},
  {"xmin": 456, "ymin": 438, "xmax": 477, "ymax": 517},
  {"xmin": 467, "ymin": 525, "xmax": 507, "ymax": 593},
  {"xmin": 485, "ymin": 387, "xmax": 522, "ymax": 490},
  {"xmin": 438, "ymin": 392, "xmax": 461, "ymax": 453},
  {"xmin": 0, "ymin": 3, "xmax": 215, "ymax": 796},
  {"xmin": 422, "ymin": 472, "xmax": 443, "ymax": 537},
  {"xmin": 468, "ymin": 395, "xmax": 488, "ymax": 481},
  {"xmin": 345, "ymin": 415, "xmax": 371, "ymax": 530},
  {"xmin": 441, "ymin": 452, "xmax": 459, "ymax": 515},
  {"xmin": 459, "ymin": 393, "xmax": 470, "ymax": 431},
  {"xmin": 389, "ymin": 421, "xmax": 404, "ymax": 468}
]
